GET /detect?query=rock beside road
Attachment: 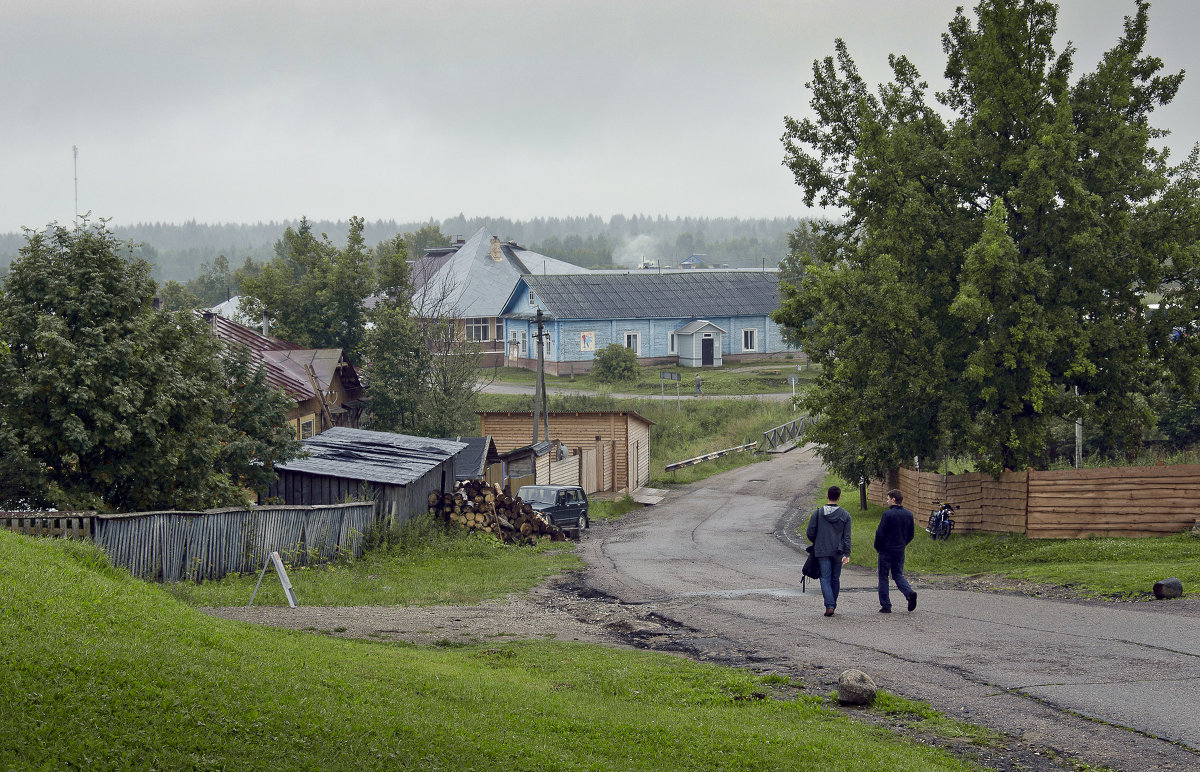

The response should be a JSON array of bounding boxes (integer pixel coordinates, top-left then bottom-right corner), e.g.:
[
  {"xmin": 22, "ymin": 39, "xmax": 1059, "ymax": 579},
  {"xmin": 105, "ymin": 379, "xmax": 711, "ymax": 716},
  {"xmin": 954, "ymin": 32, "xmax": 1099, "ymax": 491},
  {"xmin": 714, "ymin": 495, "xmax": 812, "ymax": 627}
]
[
  {"xmin": 1154, "ymin": 577, "xmax": 1184, "ymax": 599},
  {"xmin": 837, "ymin": 669, "xmax": 877, "ymax": 705}
]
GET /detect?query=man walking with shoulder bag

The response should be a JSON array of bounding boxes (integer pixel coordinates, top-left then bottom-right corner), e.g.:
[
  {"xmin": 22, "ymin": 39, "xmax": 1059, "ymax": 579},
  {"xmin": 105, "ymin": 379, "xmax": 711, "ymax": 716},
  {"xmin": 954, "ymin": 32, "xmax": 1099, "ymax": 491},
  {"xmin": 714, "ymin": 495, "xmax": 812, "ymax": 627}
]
[
  {"xmin": 806, "ymin": 485, "xmax": 852, "ymax": 617},
  {"xmin": 875, "ymin": 489, "xmax": 917, "ymax": 613}
]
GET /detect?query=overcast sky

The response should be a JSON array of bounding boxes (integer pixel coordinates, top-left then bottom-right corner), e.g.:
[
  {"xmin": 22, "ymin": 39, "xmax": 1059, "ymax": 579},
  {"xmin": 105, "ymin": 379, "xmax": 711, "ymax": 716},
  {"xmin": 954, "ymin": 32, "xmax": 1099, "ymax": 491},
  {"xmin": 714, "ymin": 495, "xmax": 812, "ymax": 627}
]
[{"xmin": 3, "ymin": 0, "xmax": 1198, "ymax": 234}]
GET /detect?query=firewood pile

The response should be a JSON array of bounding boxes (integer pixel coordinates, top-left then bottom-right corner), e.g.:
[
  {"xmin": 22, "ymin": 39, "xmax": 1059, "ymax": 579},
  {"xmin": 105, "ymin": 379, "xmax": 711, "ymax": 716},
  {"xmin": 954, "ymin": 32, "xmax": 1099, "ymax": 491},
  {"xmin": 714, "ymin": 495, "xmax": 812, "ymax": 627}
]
[{"xmin": 427, "ymin": 480, "xmax": 568, "ymax": 544}]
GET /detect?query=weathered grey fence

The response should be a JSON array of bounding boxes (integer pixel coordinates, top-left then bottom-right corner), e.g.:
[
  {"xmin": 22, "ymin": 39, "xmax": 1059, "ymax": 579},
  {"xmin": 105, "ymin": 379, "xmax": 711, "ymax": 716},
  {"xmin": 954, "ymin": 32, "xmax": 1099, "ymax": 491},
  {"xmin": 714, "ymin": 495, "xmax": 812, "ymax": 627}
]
[
  {"xmin": 88, "ymin": 503, "xmax": 375, "ymax": 583},
  {"xmin": 1, "ymin": 512, "xmax": 94, "ymax": 539}
]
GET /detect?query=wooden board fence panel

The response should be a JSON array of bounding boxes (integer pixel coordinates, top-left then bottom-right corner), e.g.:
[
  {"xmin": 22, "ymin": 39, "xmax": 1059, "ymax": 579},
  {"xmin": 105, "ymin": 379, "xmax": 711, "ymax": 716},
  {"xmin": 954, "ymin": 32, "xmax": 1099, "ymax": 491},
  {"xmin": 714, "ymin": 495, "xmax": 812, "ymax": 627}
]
[
  {"xmin": 1026, "ymin": 465, "xmax": 1200, "ymax": 538},
  {"xmin": 548, "ymin": 455, "xmax": 581, "ymax": 486}
]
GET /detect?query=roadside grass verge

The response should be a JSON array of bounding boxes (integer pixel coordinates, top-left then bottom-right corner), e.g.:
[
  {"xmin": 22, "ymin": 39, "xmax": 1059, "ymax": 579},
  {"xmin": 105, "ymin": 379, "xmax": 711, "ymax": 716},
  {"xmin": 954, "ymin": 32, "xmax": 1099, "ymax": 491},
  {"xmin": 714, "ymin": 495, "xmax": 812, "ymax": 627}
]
[
  {"xmin": 812, "ymin": 474, "xmax": 1200, "ymax": 598},
  {"xmin": 483, "ymin": 358, "xmax": 820, "ymax": 396},
  {"xmin": 589, "ymin": 494, "xmax": 641, "ymax": 521},
  {"xmin": 872, "ymin": 693, "xmax": 1001, "ymax": 745},
  {"xmin": 164, "ymin": 515, "xmax": 582, "ymax": 608},
  {"xmin": 2, "ymin": 531, "xmax": 981, "ymax": 771}
]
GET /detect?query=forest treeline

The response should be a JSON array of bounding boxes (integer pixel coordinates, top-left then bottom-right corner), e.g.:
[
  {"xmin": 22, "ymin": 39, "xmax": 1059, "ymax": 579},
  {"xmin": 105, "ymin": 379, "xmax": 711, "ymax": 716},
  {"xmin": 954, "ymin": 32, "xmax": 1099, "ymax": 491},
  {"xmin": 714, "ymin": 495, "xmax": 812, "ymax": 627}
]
[{"xmin": 0, "ymin": 214, "xmax": 806, "ymax": 283}]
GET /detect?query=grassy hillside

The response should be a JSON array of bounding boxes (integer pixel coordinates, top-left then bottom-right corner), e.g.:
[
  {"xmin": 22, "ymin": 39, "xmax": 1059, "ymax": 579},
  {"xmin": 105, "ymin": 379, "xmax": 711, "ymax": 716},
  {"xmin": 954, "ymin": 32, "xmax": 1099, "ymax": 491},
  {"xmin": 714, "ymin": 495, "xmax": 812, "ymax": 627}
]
[{"xmin": 0, "ymin": 531, "xmax": 980, "ymax": 770}]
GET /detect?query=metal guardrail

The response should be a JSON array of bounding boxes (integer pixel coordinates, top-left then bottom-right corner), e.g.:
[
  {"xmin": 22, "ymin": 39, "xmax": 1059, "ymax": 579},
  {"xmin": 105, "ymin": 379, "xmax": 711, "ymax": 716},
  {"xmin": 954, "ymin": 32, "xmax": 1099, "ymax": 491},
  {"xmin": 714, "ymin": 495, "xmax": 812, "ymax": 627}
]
[
  {"xmin": 761, "ymin": 416, "xmax": 814, "ymax": 451},
  {"xmin": 665, "ymin": 441, "xmax": 759, "ymax": 472}
]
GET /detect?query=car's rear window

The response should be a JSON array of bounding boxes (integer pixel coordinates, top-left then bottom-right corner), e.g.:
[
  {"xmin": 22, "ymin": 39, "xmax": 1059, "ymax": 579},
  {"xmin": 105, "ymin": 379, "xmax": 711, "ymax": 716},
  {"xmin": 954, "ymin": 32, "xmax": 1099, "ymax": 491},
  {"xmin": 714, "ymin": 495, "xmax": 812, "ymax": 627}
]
[{"xmin": 518, "ymin": 487, "xmax": 554, "ymax": 505}]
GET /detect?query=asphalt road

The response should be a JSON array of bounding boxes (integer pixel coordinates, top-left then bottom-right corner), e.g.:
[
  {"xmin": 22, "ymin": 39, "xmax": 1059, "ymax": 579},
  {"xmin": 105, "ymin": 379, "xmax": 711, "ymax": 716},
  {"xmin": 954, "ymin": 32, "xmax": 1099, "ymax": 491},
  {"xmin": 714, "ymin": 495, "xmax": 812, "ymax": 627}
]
[{"xmin": 579, "ymin": 447, "xmax": 1200, "ymax": 771}]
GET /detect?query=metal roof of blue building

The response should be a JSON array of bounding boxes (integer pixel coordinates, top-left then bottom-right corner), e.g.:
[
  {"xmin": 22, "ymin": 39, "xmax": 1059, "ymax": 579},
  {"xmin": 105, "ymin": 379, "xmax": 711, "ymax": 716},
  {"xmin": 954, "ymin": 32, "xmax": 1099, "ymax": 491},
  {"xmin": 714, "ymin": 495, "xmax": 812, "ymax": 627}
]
[
  {"xmin": 513, "ymin": 271, "xmax": 782, "ymax": 320},
  {"xmin": 277, "ymin": 427, "xmax": 467, "ymax": 486}
]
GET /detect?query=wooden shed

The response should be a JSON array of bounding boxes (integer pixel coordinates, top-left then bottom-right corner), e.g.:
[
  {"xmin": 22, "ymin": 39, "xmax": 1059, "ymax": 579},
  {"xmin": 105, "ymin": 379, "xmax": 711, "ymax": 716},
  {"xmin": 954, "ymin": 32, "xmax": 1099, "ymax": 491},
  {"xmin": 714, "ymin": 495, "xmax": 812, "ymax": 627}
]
[
  {"xmin": 441, "ymin": 435, "xmax": 502, "ymax": 483},
  {"xmin": 674, "ymin": 319, "xmax": 726, "ymax": 368},
  {"xmin": 478, "ymin": 411, "xmax": 654, "ymax": 493},
  {"xmin": 268, "ymin": 427, "xmax": 465, "ymax": 526}
]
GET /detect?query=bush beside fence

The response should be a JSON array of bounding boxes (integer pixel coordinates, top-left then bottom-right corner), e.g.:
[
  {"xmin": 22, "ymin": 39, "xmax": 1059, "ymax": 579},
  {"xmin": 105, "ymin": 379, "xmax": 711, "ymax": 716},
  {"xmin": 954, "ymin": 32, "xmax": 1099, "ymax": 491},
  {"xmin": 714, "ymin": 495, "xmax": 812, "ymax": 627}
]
[{"xmin": 870, "ymin": 464, "xmax": 1200, "ymax": 539}]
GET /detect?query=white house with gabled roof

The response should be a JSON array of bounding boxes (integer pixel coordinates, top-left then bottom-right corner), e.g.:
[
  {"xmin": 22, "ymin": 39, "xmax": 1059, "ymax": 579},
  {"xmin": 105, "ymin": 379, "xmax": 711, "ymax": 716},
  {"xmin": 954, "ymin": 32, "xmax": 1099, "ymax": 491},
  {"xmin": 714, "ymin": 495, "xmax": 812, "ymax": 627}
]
[{"xmin": 409, "ymin": 226, "xmax": 589, "ymax": 366}]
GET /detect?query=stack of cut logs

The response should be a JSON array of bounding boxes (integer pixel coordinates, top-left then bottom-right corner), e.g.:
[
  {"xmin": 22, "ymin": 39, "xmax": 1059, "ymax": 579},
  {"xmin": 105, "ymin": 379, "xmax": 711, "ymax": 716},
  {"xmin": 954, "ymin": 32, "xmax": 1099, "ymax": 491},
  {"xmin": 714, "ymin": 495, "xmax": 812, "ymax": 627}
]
[{"xmin": 427, "ymin": 480, "xmax": 568, "ymax": 544}]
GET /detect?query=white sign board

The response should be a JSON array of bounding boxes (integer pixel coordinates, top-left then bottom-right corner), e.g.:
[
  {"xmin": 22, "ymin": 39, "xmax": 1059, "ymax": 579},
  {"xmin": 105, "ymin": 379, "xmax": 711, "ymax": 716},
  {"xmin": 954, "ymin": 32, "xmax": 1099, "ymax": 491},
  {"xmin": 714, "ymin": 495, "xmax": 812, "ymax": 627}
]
[{"xmin": 248, "ymin": 550, "xmax": 298, "ymax": 608}]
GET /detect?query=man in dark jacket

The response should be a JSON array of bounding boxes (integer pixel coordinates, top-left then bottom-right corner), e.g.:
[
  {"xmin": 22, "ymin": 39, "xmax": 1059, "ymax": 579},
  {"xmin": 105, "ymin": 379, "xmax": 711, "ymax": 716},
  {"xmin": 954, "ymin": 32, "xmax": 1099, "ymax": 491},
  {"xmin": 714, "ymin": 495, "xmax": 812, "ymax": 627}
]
[
  {"xmin": 874, "ymin": 489, "xmax": 917, "ymax": 613},
  {"xmin": 806, "ymin": 485, "xmax": 852, "ymax": 616}
]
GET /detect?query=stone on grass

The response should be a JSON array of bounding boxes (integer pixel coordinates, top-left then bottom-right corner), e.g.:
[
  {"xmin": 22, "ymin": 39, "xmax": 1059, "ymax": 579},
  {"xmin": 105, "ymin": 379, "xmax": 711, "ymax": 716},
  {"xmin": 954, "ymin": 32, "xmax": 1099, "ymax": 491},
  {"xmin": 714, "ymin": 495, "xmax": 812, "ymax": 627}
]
[
  {"xmin": 1153, "ymin": 578, "xmax": 1183, "ymax": 600},
  {"xmin": 837, "ymin": 669, "xmax": 876, "ymax": 705}
]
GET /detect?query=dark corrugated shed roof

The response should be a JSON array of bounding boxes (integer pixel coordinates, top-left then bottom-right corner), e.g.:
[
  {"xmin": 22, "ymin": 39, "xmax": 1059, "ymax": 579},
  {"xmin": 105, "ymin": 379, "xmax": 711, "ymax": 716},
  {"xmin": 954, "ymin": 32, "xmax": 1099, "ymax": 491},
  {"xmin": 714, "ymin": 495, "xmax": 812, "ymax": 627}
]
[
  {"xmin": 520, "ymin": 272, "xmax": 781, "ymax": 320},
  {"xmin": 277, "ymin": 427, "xmax": 467, "ymax": 486},
  {"xmin": 440, "ymin": 435, "xmax": 499, "ymax": 480}
]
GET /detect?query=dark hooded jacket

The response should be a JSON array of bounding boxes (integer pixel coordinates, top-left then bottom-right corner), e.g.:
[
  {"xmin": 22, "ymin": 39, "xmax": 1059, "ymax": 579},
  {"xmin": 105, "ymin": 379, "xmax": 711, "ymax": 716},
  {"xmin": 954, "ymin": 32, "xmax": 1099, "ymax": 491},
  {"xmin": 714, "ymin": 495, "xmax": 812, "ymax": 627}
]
[{"xmin": 806, "ymin": 503, "xmax": 852, "ymax": 558}]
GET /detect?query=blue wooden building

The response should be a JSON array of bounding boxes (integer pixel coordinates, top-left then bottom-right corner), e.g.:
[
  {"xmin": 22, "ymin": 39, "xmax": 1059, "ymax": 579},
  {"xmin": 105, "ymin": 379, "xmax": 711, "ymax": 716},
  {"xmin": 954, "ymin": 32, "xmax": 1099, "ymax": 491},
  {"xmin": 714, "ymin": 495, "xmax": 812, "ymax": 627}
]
[{"xmin": 498, "ymin": 271, "xmax": 800, "ymax": 374}]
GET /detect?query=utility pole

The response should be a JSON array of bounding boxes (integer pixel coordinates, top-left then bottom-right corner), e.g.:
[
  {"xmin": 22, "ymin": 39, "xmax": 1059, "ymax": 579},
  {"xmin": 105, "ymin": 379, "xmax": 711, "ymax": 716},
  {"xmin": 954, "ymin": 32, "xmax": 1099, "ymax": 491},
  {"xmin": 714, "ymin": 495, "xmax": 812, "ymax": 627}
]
[
  {"xmin": 73, "ymin": 145, "xmax": 79, "ymax": 225},
  {"xmin": 532, "ymin": 324, "xmax": 540, "ymax": 443},
  {"xmin": 535, "ymin": 309, "xmax": 549, "ymax": 442}
]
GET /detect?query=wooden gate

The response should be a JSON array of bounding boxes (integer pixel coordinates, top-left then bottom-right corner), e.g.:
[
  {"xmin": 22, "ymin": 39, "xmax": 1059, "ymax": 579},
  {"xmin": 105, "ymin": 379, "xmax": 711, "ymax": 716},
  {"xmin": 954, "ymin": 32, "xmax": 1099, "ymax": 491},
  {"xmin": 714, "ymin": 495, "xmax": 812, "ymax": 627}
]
[{"xmin": 580, "ymin": 446, "xmax": 599, "ymax": 494}]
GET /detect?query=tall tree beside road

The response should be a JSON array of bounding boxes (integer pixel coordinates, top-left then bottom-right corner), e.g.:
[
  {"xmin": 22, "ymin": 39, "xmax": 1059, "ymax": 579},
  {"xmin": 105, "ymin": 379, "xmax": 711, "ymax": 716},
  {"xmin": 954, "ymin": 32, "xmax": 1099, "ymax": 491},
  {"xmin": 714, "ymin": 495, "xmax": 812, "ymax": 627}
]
[
  {"xmin": 0, "ymin": 221, "xmax": 300, "ymax": 511},
  {"xmin": 362, "ymin": 236, "xmax": 430, "ymax": 434},
  {"xmin": 775, "ymin": 0, "xmax": 1192, "ymax": 477},
  {"xmin": 362, "ymin": 228, "xmax": 480, "ymax": 437}
]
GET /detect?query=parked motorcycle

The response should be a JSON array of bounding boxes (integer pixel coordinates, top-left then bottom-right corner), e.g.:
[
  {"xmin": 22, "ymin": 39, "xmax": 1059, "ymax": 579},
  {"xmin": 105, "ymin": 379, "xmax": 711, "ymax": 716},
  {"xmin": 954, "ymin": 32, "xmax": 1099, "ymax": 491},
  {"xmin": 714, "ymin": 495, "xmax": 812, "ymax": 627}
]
[{"xmin": 927, "ymin": 502, "xmax": 956, "ymax": 540}]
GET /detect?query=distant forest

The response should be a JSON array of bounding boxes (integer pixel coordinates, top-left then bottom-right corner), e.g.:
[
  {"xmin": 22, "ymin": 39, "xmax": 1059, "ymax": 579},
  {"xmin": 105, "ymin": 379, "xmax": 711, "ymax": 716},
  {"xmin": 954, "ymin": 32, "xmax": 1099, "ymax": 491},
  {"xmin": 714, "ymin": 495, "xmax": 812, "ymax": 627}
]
[{"xmin": 0, "ymin": 214, "xmax": 807, "ymax": 285}]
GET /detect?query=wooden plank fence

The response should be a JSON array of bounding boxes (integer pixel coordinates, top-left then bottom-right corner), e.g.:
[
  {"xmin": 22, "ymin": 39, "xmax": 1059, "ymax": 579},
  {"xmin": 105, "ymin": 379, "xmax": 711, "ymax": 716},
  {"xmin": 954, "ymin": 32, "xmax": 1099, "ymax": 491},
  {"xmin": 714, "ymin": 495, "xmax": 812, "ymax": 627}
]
[
  {"xmin": 872, "ymin": 464, "xmax": 1200, "ymax": 538},
  {"xmin": 3, "ymin": 503, "xmax": 374, "ymax": 582}
]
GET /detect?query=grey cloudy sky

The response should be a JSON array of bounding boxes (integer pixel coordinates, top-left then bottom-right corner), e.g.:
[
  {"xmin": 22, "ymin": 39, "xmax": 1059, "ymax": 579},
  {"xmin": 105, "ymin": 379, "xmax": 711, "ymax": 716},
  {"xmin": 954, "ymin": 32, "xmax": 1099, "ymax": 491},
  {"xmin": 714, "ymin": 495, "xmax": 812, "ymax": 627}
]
[{"xmin": 3, "ymin": 0, "xmax": 1197, "ymax": 233}]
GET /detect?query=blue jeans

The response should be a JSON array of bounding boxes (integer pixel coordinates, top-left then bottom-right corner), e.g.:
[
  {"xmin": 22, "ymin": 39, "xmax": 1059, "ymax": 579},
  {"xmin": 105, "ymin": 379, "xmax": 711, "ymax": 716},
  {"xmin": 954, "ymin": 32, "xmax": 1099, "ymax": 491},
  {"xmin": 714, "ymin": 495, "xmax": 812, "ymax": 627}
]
[
  {"xmin": 878, "ymin": 549, "xmax": 914, "ymax": 610},
  {"xmin": 818, "ymin": 556, "xmax": 843, "ymax": 610}
]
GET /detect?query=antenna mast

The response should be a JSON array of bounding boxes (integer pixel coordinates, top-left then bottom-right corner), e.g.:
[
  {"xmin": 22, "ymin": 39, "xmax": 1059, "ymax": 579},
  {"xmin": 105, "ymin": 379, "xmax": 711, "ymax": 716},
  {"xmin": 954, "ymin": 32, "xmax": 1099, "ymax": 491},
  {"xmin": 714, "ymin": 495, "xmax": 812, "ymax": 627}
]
[{"xmin": 73, "ymin": 145, "xmax": 79, "ymax": 225}]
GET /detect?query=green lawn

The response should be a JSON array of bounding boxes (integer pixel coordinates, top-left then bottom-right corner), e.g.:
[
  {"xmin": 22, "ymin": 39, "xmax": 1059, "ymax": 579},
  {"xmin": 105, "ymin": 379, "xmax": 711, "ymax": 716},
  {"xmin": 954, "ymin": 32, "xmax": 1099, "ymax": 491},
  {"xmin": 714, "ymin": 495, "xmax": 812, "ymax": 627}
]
[
  {"xmin": 815, "ymin": 475, "xmax": 1200, "ymax": 599},
  {"xmin": 164, "ymin": 515, "xmax": 583, "ymax": 608},
  {"xmin": 1, "ymin": 530, "xmax": 984, "ymax": 771},
  {"xmin": 485, "ymin": 358, "xmax": 820, "ymax": 396}
]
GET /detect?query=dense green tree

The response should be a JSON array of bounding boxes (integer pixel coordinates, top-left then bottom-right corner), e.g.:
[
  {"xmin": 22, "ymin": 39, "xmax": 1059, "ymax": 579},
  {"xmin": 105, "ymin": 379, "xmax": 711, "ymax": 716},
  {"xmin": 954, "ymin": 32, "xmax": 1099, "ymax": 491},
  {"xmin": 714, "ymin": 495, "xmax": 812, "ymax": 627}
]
[
  {"xmin": 591, "ymin": 344, "xmax": 639, "ymax": 383},
  {"xmin": 0, "ymin": 221, "xmax": 299, "ymax": 512},
  {"xmin": 158, "ymin": 279, "xmax": 201, "ymax": 312},
  {"xmin": 214, "ymin": 345, "xmax": 303, "ymax": 499},
  {"xmin": 361, "ymin": 304, "xmax": 429, "ymax": 433},
  {"xmin": 237, "ymin": 216, "xmax": 375, "ymax": 358},
  {"xmin": 775, "ymin": 0, "xmax": 1192, "ymax": 477},
  {"xmin": 361, "ymin": 237, "xmax": 429, "ymax": 434},
  {"xmin": 186, "ymin": 254, "xmax": 237, "ymax": 307},
  {"xmin": 403, "ymin": 222, "xmax": 452, "ymax": 257}
]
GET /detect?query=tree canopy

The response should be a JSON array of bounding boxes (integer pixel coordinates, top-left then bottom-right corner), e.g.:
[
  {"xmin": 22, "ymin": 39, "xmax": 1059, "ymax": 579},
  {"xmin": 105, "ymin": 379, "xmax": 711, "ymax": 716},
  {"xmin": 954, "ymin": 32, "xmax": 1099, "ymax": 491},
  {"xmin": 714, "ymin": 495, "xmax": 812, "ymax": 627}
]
[
  {"xmin": 0, "ymin": 221, "xmax": 300, "ymax": 512},
  {"xmin": 237, "ymin": 216, "xmax": 377, "ymax": 358},
  {"xmin": 774, "ymin": 0, "xmax": 1198, "ymax": 478}
]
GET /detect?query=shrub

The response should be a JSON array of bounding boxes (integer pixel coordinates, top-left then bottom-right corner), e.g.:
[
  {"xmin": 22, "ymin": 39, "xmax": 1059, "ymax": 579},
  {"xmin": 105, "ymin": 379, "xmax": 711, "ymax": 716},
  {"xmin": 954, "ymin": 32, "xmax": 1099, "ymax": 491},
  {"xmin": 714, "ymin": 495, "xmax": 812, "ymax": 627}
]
[{"xmin": 592, "ymin": 344, "xmax": 639, "ymax": 382}]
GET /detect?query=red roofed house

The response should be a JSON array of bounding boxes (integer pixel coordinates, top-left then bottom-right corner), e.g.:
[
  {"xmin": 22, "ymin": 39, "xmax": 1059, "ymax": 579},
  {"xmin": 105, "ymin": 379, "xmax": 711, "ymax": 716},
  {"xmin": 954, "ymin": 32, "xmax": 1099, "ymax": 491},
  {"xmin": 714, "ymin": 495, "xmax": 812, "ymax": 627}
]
[{"xmin": 201, "ymin": 312, "xmax": 365, "ymax": 439}]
